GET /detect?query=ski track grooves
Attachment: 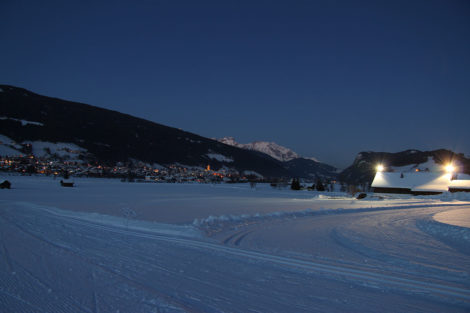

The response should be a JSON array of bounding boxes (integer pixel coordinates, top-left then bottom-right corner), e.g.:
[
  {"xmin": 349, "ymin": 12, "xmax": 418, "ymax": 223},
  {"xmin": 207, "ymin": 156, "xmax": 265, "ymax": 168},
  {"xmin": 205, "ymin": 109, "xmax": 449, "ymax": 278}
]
[
  {"xmin": 222, "ymin": 230, "xmax": 253, "ymax": 246},
  {"xmin": 234, "ymin": 231, "xmax": 253, "ymax": 246},
  {"xmin": 1, "ymin": 215, "xmax": 199, "ymax": 313},
  {"xmin": 54, "ymin": 213, "xmax": 470, "ymax": 303}
]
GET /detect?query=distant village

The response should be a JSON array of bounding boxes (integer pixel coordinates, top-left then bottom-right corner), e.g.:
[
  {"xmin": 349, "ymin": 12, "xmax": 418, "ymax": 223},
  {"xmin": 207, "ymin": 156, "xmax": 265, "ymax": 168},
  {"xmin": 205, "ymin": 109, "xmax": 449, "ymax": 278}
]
[
  {"xmin": 0, "ymin": 153, "xmax": 346, "ymax": 191},
  {"xmin": 0, "ymin": 140, "xmax": 354, "ymax": 192},
  {"xmin": 0, "ymin": 154, "xmax": 253, "ymax": 183}
]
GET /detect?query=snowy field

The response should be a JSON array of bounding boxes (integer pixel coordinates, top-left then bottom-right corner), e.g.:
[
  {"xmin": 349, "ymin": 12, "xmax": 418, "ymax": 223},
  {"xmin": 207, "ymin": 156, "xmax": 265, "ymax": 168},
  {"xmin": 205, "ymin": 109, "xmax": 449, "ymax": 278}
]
[{"xmin": 1, "ymin": 176, "xmax": 470, "ymax": 312}]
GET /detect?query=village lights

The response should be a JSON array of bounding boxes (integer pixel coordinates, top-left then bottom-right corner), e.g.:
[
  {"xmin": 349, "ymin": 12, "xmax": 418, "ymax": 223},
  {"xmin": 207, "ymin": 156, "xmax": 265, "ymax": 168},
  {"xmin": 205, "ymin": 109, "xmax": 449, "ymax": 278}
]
[
  {"xmin": 376, "ymin": 164, "xmax": 384, "ymax": 172},
  {"xmin": 445, "ymin": 164, "xmax": 455, "ymax": 173}
]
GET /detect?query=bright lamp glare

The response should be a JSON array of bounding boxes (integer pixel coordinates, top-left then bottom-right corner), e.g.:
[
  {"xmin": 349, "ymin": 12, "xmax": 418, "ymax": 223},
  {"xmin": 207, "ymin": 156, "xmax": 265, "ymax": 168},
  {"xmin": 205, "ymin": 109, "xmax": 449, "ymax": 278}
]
[
  {"xmin": 376, "ymin": 164, "xmax": 384, "ymax": 172},
  {"xmin": 445, "ymin": 164, "xmax": 455, "ymax": 173}
]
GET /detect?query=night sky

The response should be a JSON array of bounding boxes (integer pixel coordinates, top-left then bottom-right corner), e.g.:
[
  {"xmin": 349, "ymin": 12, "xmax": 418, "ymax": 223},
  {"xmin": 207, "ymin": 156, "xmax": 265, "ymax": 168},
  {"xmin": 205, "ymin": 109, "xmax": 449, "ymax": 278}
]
[{"xmin": 1, "ymin": 0, "xmax": 469, "ymax": 168}]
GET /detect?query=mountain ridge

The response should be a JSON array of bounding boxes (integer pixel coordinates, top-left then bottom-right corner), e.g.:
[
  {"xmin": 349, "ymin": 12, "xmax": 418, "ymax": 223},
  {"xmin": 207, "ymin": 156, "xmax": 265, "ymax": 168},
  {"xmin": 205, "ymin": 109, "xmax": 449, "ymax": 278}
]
[
  {"xmin": 216, "ymin": 136, "xmax": 302, "ymax": 162},
  {"xmin": 216, "ymin": 136, "xmax": 337, "ymax": 179},
  {"xmin": 0, "ymin": 85, "xmax": 291, "ymax": 178}
]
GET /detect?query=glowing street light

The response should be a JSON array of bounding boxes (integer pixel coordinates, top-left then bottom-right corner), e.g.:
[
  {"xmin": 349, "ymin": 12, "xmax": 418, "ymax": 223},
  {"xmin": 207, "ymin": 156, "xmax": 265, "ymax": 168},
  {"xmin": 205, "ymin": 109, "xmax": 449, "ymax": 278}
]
[{"xmin": 376, "ymin": 164, "xmax": 385, "ymax": 172}]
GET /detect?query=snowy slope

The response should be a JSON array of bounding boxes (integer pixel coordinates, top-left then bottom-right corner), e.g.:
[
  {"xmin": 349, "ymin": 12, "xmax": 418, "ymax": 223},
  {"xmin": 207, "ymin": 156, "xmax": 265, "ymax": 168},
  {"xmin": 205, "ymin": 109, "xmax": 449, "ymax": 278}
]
[
  {"xmin": 0, "ymin": 134, "xmax": 88, "ymax": 160},
  {"xmin": 390, "ymin": 157, "xmax": 443, "ymax": 173},
  {"xmin": 0, "ymin": 134, "xmax": 23, "ymax": 156}
]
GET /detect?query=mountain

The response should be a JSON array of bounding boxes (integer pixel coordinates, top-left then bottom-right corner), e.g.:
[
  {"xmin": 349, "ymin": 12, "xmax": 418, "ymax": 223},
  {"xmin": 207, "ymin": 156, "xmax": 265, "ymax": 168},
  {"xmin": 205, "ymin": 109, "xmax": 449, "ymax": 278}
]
[
  {"xmin": 217, "ymin": 137, "xmax": 336, "ymax": 179},
  {"xmin": 0, "ymin": 85, "xmax": 290, "ymax": 178},
  {"xmin": 339, "ymin": 149, "xmax": 470, "ymax": 185},
  {"xmin": 217, "ymin": 137, "xmax": 301, "ymax": 162},
  {"xmin": 283, "ymin": 158, "xmax": 337, "ymax": 180}
]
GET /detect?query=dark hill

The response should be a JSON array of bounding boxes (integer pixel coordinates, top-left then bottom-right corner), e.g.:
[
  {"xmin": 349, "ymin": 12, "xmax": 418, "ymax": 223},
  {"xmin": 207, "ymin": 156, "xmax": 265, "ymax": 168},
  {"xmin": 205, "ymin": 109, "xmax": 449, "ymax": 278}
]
[
  {"xmin": 0, "ymin": 85, "xmax": 290, "ymax": 177},
  {"xmin": 283, "ymin": 158, "xmax": 337, "ymax": 180}
]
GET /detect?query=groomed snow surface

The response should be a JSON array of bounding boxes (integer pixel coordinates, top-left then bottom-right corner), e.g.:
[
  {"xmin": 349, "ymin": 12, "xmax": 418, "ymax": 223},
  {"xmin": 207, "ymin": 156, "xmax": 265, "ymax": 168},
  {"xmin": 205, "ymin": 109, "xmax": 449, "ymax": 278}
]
[{"xmin": 1, "ymin": 176, "xmax": 470, "ymax": 312}]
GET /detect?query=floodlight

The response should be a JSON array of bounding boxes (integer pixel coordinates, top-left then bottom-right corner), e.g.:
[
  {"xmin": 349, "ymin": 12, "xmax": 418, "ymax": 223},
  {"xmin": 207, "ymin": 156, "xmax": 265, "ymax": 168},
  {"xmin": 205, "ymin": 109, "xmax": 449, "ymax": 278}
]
[
  {"xmin": 445, "ymin": 164, "xmax": 455, "ymax": 173},
  {"xmin": 376, "ymin": 164, "xmax": 384, "ymax": 172}
]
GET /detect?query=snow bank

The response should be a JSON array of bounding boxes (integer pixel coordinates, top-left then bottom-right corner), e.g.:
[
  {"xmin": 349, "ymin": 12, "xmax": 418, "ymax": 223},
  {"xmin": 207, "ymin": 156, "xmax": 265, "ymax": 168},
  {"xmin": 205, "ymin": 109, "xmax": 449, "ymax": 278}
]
[
  {"xmin": 193, "ymin": 203, "xmax": 469, "ymax": 233},
  {"xmin": 193, "ymin": 208, "xmax": 320, "ymax": 227},
  {"xmin": 415, "ymin": 191, "xmax": 470, "ymax": 201},
  {"xmin": 3, "ymin": 201, "xmax": 202, "ymax": 239}
]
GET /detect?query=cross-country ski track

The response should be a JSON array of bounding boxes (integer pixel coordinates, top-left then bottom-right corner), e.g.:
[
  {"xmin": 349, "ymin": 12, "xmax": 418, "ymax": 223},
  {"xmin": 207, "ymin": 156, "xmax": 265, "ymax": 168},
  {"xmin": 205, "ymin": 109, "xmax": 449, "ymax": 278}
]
[{"xmin": 1, "ymin": 199, "xmax": 470, "ymax": 312}]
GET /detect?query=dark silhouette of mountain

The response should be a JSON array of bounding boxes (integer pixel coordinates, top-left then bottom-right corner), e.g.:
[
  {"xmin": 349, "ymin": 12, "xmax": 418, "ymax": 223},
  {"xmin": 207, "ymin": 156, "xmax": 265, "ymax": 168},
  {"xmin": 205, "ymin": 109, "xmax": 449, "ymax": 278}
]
[
  {"xmin": 0, "ymin": 85, "xmax": 292, "ymax": 178},
  {"xmin": 339, "ymin": 149, "xmax": 470, "ymax": 185},
  {"xmin": 283, "ymin": 157, "xmax": 337, "ymax": 180}
]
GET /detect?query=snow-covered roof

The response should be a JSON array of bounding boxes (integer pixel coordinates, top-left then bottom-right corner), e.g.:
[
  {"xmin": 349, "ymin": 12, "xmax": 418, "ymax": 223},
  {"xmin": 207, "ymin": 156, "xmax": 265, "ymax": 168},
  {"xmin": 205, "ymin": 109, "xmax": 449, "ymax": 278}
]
[
  {"xmin": 449, "ymin": 180, "xmax": 470, "ymax": 190},
  {"xmin": 412, "ymin": 174, "xmax": 451, "ymax": 192},
  {"xmin": 372, "ymin": 172, "xmax": 451, "ymax": 192}
]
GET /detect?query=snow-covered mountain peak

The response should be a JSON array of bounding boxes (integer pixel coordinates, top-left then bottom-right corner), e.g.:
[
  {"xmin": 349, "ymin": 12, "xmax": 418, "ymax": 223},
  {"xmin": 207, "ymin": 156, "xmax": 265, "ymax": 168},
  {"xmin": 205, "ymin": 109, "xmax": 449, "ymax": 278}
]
[
  {"xmin": 218, "ymin": 136, "xmax": 239, "ymax": 147},
  {"xmin": 217, "ymin": 137, "xmax": 314, "ymax": 162}
]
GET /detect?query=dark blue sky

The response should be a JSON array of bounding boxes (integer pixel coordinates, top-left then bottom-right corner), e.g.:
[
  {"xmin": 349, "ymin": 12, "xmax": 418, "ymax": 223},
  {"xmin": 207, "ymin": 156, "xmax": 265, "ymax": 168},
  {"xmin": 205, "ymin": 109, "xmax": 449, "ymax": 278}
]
[{"xmin": 2, "ymin": 0, "xmax": 469, "ymax": 168}]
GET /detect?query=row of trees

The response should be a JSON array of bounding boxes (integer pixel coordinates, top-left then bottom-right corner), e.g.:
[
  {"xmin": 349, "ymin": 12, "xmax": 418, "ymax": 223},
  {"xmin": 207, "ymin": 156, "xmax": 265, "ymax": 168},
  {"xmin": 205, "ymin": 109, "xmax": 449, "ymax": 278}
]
[
  {"xmin": 291, "ymin": 178, "xmax": 325, "ymax": 191},
  {"xmin": 290, "ymin": 178, "xmax": 371, "ymax": 193}
]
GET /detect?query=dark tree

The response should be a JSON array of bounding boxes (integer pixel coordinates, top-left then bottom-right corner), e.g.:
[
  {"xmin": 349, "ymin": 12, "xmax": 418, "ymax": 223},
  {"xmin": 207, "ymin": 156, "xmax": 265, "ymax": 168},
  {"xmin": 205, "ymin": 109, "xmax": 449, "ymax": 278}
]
[
  {"xmin": 291, "ymin": 178, "xmax": 301, "ymax": 190},
  {"xmin": 26, "ymin": 164, "xmax": 36, "ymax": 175},
  {"xmin": 316, "ymin": 179, "xmax": 325, "ymax": 191}
]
